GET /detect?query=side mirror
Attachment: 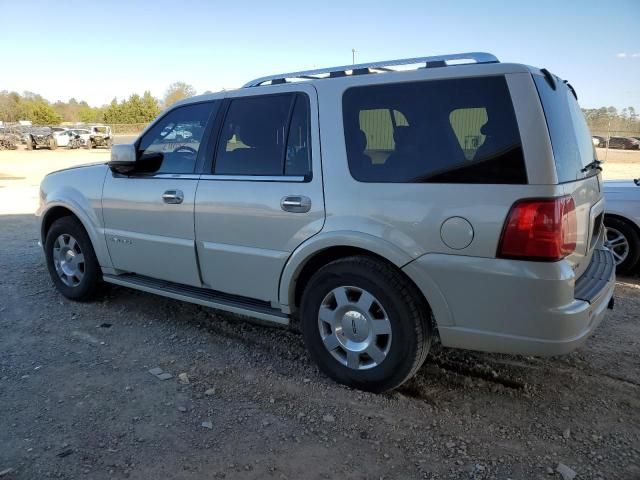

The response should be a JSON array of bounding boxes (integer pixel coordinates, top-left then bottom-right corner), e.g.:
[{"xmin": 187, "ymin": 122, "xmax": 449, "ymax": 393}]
[{"xmin": 108, "ymin": 144, "xmax": 137, "ymax": 174}]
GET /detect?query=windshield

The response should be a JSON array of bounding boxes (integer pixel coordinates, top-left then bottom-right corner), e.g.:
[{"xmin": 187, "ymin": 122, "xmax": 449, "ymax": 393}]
[{"xmin": 533, "ymin": 74, "xmax": 595, "ymax": 182}]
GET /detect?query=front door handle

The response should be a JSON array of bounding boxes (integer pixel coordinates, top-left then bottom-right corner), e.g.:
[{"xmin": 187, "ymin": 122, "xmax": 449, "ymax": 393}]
[
  {"xmin": 162, "ymin": 190, "xmax": 184, "ymax": 204},
  {"xmin": 281, "ymin": 195, "xmax": 311, "ymax": 213}
]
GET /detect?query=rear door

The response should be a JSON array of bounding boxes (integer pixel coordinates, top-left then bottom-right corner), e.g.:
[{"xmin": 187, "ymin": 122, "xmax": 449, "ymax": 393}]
[
  {"xmin": 533, "ymin": 74, "xmax": 604, "ymax": 277},
  {"xmin": 194, "ymin": 85, "xmax": 324, "ymax": 302}
]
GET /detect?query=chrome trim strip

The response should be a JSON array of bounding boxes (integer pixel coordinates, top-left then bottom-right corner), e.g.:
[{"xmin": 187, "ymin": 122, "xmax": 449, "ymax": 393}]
[
  {"xmin": 199, "ymin": 175, "xmax": 306, "ymax": 182},
  {"xmin": 153, "ymin": 173, "xmax": 200, "ymax": 180}
]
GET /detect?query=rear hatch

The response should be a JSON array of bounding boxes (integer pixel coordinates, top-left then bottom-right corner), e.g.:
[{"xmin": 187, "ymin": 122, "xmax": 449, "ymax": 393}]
[{"xmin": 533, "ymin": 72, "xmax": 604, "ymax": 279}]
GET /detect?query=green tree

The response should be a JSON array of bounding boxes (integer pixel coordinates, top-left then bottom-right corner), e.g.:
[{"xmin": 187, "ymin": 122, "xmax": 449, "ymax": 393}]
[
  {"xmin": 18, "ymin": 98, "xmax": 62, "ymax": 125},
  {"xmin": 103, "ymin": 93, "xmax": 160, "ymax": 124},
  {"xmin": 163, "ymin": 81, "xmax": 196, "ymax": 108}
]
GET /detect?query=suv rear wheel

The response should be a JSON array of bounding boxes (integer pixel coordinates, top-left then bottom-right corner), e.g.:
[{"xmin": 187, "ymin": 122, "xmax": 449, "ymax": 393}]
[
  {"xmin": 45, "ymin": 216, "xmax": 101, "ymax": 300},
  {"xmin": 300, "ymin": 256, "xmax": 431, "ymax": 392}
]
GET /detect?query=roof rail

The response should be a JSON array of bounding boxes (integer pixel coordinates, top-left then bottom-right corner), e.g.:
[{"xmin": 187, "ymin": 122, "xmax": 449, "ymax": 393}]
[{"xmin": 243, "ymin": 52, "xmax": 499, "ymax": 87}]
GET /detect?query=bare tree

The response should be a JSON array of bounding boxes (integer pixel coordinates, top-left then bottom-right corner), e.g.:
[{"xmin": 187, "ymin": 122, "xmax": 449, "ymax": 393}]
[{"xmin": 163, "ymin": 82, "xmax": 196, "ymax": 109}]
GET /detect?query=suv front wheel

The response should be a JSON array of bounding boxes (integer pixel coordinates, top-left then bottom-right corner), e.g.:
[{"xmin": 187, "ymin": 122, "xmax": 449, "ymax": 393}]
[
  {"xmin": 300, "ymin": 256, "xmax": 431, "ymax": 392},
  {"xmin": 44, "ymin": 216, "xmax": 101, "ymax": 300}
]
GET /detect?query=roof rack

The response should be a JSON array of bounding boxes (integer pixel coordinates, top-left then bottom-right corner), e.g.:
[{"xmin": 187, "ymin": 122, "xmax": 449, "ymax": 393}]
[{"xmin": 243, "ymin": 52, "xmax": 499, "ymax": 87}]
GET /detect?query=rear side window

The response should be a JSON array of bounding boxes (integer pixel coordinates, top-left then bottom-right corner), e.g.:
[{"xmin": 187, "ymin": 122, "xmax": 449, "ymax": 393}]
[
  {"xmin": 343, "ymin": 76, "xmax": 526, "ymax": 184},
  {"xmin": 214, "ymin": 93, "xmax": 311, "ymax": 177},
  {"xmin": 533, "ymin": 75, "xmax": 594, "ymax": 183}
]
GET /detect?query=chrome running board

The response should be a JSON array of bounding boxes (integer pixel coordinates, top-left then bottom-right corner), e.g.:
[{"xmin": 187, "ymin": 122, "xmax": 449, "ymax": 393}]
[{"xmin": 103, "ymin": 273, "xmax": 289, "ymax": 326}]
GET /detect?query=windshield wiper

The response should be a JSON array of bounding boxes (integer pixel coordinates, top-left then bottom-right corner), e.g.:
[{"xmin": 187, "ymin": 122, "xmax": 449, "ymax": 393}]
[{"xmin": 581, "ymin": 159, "xmax": 602, "ymax": 173}]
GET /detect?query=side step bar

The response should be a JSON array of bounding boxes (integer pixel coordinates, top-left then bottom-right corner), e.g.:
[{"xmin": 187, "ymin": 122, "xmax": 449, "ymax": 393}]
[{"xmin": 103, "ymin": 274, "xmax": 289, "ymax": 326}]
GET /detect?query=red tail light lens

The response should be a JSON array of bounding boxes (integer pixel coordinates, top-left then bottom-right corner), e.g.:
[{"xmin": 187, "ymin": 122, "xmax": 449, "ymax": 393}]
[{"xmin": 497, "ymin": 196, "xmax": 577, "ymax": 261}]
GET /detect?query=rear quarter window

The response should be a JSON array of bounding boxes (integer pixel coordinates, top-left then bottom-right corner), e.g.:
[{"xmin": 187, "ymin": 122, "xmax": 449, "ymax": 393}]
[
  {"xmin": 342, "ymin": 76, "xmax": 527, "ymax": 184},
  {"xmin": 533, "ymin": 75, "xmax": 594, "ymax": 183}
]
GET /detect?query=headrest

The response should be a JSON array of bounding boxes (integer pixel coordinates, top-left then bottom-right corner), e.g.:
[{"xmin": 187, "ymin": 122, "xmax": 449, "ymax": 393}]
[{"xmin": 238, "ymin": 120, "xmax": 274, "ymax": 148}]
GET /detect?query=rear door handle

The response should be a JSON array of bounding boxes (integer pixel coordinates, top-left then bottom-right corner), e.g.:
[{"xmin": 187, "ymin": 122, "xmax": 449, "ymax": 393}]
[
  {"xmin": 162, "ymin": 190, "xmax": 184, "ymax": 204},
  {"xmin": 281, "ymin": 195, "xmax": 311, "ymax": 213}
]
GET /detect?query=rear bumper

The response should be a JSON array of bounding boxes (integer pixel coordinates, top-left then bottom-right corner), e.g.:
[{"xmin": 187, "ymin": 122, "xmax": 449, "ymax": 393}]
[{"xmin": 403, "ymin": 248, "xmax": 615, "ymax": 356}]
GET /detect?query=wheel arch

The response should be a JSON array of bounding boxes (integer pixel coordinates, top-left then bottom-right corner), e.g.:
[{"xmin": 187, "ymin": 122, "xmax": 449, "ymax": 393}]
[
  {"xmin": 279, "ymin": 232, "xmax": 450, "ymax": 329},
  {"xmin": 41, "ymin": 205, "xmax": 77, "ymax": 243},
  {"xmin": 40, "ymin": 200, "xmax": 113, "ymax": 271},
  {"xmin": 604, "ymin": 212, "xmax": 640, "ymax": 239}
]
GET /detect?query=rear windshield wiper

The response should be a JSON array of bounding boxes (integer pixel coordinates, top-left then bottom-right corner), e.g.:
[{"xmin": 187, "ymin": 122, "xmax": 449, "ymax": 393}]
[{"xmin": 581, "ymin": 159, "xmax": 602, "ymax": 174}]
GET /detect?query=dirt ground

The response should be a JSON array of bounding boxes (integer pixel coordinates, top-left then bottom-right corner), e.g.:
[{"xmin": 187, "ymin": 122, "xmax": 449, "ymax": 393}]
[{"xmin": 0, "ymin": 146, "xmax": 639, "ymax": 479}]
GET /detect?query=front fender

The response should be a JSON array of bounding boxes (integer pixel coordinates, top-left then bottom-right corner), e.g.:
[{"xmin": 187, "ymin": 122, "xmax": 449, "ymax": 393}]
[{"xmin": 37, "ymin": 166, "xmax": 112, "ymax": 270}]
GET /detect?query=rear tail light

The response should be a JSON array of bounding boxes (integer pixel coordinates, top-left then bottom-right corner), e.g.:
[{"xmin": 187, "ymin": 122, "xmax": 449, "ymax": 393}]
[{"xmin": 497, "ymin": 196, "xmax": 577, "ymax": 261}]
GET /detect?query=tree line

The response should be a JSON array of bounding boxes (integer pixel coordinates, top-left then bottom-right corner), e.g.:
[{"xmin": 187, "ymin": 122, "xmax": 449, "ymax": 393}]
[
  {"xmin": 1, "ymin": 84, "xmax": 638, "ymax": 134},
  {"xmin": 582, "ymin": 106, "xmax": 639, "ymax": 136},
  {"xmin": 0, "ymin": 82, "xmax": 197, "ymax": 126}
]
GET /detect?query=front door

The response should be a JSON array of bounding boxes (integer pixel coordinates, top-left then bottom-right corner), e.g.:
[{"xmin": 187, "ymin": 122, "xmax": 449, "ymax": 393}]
[
  {"xmin": 102, "ymin": 100, "xmax": 220, "ymax": 286},
  {"xmin": 195, "ymin": 86, "xmax": 324, "ymax": 302}
]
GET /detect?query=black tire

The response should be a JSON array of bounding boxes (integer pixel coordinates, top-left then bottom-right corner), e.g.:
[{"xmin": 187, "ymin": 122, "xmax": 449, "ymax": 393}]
[
  {"xmin": 605, "ymin": 216, "xmax": 640, "ymax": 274},
  {"xmin": 44, "ymin": 216, "xmax": 102, "ymax": 300},
  {"xmin": 300, "ymin": 256, "xmax": 431, "ymax": 393}
]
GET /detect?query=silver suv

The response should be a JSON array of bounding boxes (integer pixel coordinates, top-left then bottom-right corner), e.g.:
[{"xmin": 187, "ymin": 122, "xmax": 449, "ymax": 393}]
[{"xmin": 37, "ymin": 52, "xmax": 615, "ymax": 392}]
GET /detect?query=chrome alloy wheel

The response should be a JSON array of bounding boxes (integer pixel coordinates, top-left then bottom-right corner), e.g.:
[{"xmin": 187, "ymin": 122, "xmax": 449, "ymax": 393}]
[
  {"xmin": 318, "ymin": 286, "xmax": 392, "ymax": 370},
  {"xmin": 52, "ymin": 234, "xmax": 85, "ymax": 287},
  {"xmin": 605, "ymin": 227, "xmax": 630, "ymax": 265}
]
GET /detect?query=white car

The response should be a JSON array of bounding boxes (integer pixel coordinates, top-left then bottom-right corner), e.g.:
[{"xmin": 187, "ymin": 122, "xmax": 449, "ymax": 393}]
[
  {"xmin": 69, "ymin": 129, "xmax": 92, "ymax": 148},
  {"xmin": 604, "ymin": 179, "xmax": 640, "ymax": 273},
  {"xmin": 52, "ymin": 128, "xmax": 70, "ymax": 147}
]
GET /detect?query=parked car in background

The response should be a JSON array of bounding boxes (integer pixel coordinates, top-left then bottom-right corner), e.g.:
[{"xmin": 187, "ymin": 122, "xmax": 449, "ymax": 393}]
[
  {"xmin": 69, "ymin": 129, "xmax": 92, "ymax": 148},
  {"xmin": 0, "ymin": 127, "xmax": 20, "ymax": 150},
  {"xmin": 604, "ymin": 179, "xmax": 640, "ymax": 273},
  {"xmin": 592, "ymin": 135, "xmax": 606, "ymax": 147},
  {"xmin": 52, "ymin": 128, "xmax": 70, "ymax": 147},
  {"xmin": 26, "ymin": 127, "xmax": 57, "ymax": 150},
  {"xmin": 87, "ymin": 125, "xmax": 112, "ymax": 149},
  {"xmin": 37, "ymin": 52, "xmax": 615, "ymax": 392},
  {"xmin": 607, "ymin": 136, "xmax": 640, "ymax": 150}
]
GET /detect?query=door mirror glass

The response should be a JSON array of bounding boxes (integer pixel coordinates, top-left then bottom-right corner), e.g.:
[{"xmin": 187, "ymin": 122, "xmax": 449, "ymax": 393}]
[{"xmin": 108, "ymin": 144, "xmax": 137, "ymax": 174}]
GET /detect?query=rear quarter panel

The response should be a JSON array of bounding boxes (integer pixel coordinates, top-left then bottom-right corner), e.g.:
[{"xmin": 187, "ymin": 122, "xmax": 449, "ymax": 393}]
[{"xmin": 312, "ymin": 65, "xmax": 564, "ymax": 261}]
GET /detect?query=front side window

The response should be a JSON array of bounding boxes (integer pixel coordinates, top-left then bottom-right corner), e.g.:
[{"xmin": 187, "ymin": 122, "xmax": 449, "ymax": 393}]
[
  {"xmin": 214, "ymin": 93, "xmax": 311, "ymax": 177},
  {"xmin": 343, "ymin": 76, "xmax": 526, "ymax": 184},
  {"xmin": 137, "ymin": 101, "xmax": 217, "ymax": 174}
]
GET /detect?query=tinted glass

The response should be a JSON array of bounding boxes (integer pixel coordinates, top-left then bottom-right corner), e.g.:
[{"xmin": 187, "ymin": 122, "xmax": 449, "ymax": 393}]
[
  {"xmin": 285, "ymin": 95, "xmax": 311, "ymax": 177},
  {"xmin": 533, "ymin": 75, "xmax": 594, "ymax": 182},
  {"xmin": 343, "ymin": 76, "xmax": 526, "ymax": 184},
  {"xmin": 214, "ymin": 94, "xmax": 294, "ymax": 176},
  {"xmin": 138, "ymin": 101, "xmax": 216, "ymax": 174}
]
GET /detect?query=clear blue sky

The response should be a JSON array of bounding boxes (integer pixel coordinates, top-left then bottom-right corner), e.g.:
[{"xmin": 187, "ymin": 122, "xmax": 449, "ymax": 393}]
[{"xmin": 1, "ymin": 0, "xmax": 638, "ymax": 110}]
